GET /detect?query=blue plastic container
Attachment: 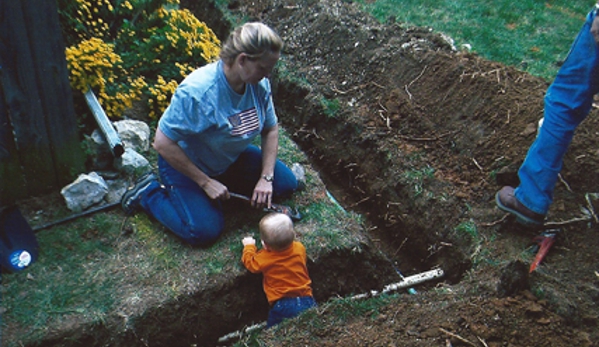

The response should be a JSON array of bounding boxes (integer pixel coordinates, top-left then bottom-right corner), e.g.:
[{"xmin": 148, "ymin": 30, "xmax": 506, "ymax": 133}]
[{"xmin": 0, "ymin": 206, "xmax": 39, "ymax": 272}]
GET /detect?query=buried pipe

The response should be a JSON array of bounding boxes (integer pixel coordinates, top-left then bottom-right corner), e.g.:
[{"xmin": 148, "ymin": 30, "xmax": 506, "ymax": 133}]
[
  {"xmin": 349, "ymin": 268, "xmax": 444, "ymax": 300},
  {"xmin": 218, "ymin": 322, "xmax": 267, "ymax": 345},
  {"xmin": 217, "ymin": 268, "xmax": 444, "ymax": 345}
]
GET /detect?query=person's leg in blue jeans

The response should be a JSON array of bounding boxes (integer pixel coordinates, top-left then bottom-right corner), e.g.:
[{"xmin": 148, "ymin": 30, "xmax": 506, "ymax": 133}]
[
  {"xmin": 499, "ymin": 9, "xmax": 599, "ymax": 222},
  {"xmin": 140, "ymin": 155, "xmax": 224, "ymax": 246},
  {"xmin": 138, "ymin": 146, "xmax": 297, "ymax": 246}
]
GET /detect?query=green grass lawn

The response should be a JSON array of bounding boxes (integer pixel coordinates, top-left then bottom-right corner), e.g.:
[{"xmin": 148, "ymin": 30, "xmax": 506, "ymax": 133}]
[
  {"xmin": 0, "ymin": 126, "xmax": 368, "ymax": 346},
  {"xmin": 358, "ymin": 0, "xmax": 596, "ymax": 81}
]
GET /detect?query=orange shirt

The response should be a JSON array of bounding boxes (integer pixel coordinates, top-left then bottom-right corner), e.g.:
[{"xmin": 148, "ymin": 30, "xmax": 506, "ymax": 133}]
[{"xmin": 242, "ymin": 241, "xmax": 313, "ymax": 305}]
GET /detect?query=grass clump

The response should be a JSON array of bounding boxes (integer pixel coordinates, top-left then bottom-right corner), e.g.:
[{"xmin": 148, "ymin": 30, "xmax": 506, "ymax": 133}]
[
  {"xmin": 401, "ymin": 165, "xmax": 435, "ymax": 198},
  {"xmin": 455, "ymin": 219, "xmax": 478, "ymax": 240},
  {"xmin": 321, "ymin": 97, "xmax": 342, "ymax": 118},
  {"xmin": 323, "ymin": 294, "xmax": 393, "ymax": 322},
  {"xmin": 453, "ymin": 219, "xmax": 500, "ymax": 267}
]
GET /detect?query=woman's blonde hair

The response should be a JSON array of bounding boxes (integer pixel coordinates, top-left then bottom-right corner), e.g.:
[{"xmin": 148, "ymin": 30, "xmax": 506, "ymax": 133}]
[
  {"xmin": 220, "ymin": 22, "xmax": 284, "ymax": 64},
  {"xmin": 259, "ymin": 213, "xmax": 295, "ymax": 251}
]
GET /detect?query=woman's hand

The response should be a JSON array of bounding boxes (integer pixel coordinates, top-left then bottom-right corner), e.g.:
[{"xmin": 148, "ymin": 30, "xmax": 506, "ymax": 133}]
[
  {"xmin": 154, "ymin": 128, "xmax": 223, "ymax": 198},
  {"xmin": 251, "ymin": 178, "xmax": 273, "ymax": 209},
  {"xmin": 201, "ymin": 178, "xmax": 230, "ymax": 201}
]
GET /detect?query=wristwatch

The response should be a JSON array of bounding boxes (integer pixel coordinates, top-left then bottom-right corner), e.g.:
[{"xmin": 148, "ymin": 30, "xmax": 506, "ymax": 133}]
[{"xmin": 262, "ymin": 174, "xmax": 274, "ymax": 182}]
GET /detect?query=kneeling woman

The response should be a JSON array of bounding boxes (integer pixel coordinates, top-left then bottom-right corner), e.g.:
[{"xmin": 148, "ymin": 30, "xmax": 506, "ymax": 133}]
[{"xmin": 121, "ymin": 22, "xmax": 299, "ymax": 246}]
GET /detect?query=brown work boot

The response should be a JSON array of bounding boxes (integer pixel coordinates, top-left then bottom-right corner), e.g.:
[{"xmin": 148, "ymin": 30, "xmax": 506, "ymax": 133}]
[{"xmin": 495, "ymin": 186, "xmax": 545, "ymax": 226}]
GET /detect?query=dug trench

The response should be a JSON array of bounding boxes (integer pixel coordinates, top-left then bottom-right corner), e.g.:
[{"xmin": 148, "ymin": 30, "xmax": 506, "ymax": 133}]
[
  {"xmin": 11, "ymin": 0, "xmax": 599, "ymax": 346},
  {"xmin": 226, "ymin": 0, "xmax": 599, "ymax": 344}
]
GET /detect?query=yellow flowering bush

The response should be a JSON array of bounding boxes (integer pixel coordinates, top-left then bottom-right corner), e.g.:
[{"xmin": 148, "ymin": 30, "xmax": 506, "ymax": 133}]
[
  {"xmin": 147, "ymin": 76, "xmax": 179, "ymax": 119},
  {"xmin": 65, "ymin": 38, "xmax": 147, "ymax": 118},
  {"xmin": 59, "ymin": 0, "xmax": 221, "ymax": 119},
  {"xmin": 101, "ymin": 76, "xmax": 147, "ymax": 118},
  {"xmin": 58, "ymin": 0, "xmax": 113, "ymax": 44},
  {"xmin": 65, "ymin": 37, "xmax": 120, "ymax": 93}
]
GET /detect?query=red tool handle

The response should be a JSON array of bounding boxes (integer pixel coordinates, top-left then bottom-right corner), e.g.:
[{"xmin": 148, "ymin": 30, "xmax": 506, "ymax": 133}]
[{"xmin": 529, "ymin": 235, "xmax": 556, "ymax": 273}]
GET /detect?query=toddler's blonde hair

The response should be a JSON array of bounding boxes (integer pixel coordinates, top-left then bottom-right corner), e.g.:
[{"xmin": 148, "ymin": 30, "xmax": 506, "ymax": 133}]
[{"xmin": 259, "ymin": 212, "xmax": 295, "ymax": 251}]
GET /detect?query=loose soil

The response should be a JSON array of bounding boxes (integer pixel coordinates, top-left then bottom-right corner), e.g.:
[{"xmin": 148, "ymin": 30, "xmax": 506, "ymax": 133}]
[
  {"xmin": 12, "ymin": 0, "xmax": 599, "ymax": 346},
  {"xmin": 225, "ymin": 0, "xmax": 599, "ymax": 345}
]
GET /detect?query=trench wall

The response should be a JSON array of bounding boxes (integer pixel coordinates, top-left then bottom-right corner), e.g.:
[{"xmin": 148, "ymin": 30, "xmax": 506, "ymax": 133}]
[{"xmin": 33, "ymin": 248, "xmax": 396, "ymax": 347}]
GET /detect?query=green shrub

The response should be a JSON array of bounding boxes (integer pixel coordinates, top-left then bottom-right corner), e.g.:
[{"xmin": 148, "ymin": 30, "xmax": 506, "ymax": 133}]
[{"xmin": 59, "ymin": 0, "xmax": 221, "ymax": 119}]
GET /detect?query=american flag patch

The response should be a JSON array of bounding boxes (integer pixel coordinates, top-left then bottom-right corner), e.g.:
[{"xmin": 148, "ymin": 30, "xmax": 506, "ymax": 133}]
[{"xmin": 229, "ymin": 108, "xmax": 259, "ymax": 136}]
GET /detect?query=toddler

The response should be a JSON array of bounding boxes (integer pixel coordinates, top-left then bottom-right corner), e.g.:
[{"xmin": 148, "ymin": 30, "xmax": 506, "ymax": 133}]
[{"xmin": 241, "ymin": 212, "xmax": 316, "ymax": 327}]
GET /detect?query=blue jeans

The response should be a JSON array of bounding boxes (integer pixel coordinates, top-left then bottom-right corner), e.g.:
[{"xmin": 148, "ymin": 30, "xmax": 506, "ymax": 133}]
[
  {"xmin": 139, "ymin": 145, "xmax": 298, "ymax": 246},
  {"xmin": 267, "ymin": 296, "xmax": 317, "ymax": 328},
  {"xmin": 516, "ymin": 9, "xmax": 599, "ymax": 215}
]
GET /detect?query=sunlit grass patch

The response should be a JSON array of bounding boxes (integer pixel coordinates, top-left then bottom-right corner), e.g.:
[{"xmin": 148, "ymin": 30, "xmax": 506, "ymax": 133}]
[{"xmin": 357, "ymin": 0, "xmax": 594, "ymax": 81}]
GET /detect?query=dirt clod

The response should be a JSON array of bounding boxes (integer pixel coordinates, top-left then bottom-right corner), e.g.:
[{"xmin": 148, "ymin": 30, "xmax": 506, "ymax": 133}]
[{"xmin": 497, "ymin": 260, "xmax": 529, "ymax": 298}]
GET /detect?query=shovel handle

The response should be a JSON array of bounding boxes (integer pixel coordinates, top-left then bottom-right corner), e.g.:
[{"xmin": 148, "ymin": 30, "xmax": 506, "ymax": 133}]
[{"xmin": 229, "ymin": 192, "xmax": 251, "ymax": 201}]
